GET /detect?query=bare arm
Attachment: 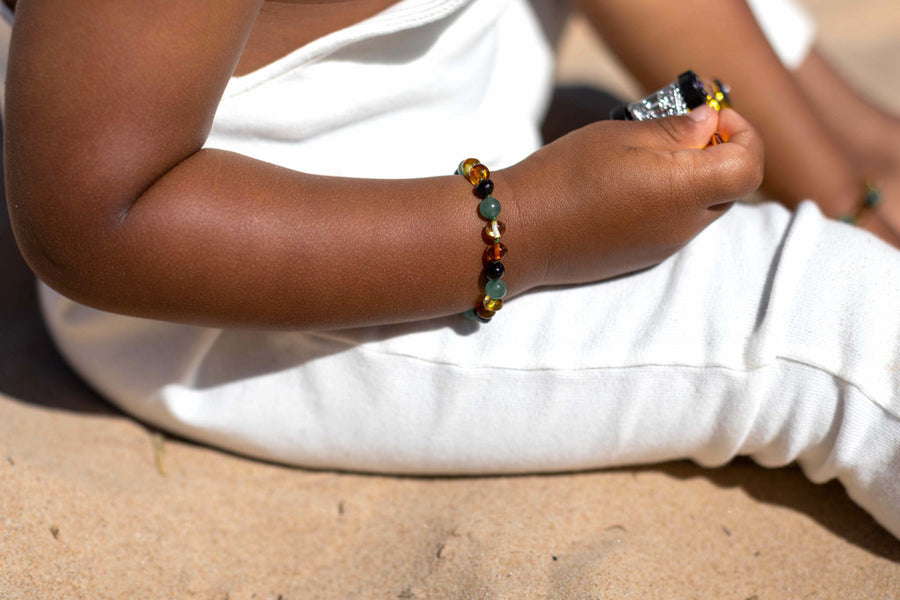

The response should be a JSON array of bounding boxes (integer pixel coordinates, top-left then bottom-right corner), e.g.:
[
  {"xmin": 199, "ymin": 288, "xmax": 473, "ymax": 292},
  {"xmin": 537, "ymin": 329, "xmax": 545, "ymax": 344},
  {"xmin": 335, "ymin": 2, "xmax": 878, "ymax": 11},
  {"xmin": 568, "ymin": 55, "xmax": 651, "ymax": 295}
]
[
  {"xmin": 575, "ymin": 0, "xmax": 863, "ymax": 215},
  {"xmin": 4, "ymin": 0, "xmax": 762, "ymax": 330},
  {"xmin": 794, "ymin": 49, "xmax": 900, "ymax": 240}
]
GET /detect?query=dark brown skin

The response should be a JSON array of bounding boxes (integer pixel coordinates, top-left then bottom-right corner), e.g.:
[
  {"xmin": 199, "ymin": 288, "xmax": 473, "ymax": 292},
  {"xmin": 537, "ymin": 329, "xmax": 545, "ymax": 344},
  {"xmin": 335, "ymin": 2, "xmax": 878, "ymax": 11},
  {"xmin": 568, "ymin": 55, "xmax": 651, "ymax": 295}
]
[
  {"xmin": 234, "ymin": 0, "xmax": 399, "ymax": 76},
  {"xmin": 578, "ymin": 0, "xmax": 900, "ymax": 246},
  {"xmin": 3, "ymin": 0, "xmax": 763, "ymax": 330},
  {"xmin": 793, "ymin": 49, "xmax": 900, "ymax": 241}
]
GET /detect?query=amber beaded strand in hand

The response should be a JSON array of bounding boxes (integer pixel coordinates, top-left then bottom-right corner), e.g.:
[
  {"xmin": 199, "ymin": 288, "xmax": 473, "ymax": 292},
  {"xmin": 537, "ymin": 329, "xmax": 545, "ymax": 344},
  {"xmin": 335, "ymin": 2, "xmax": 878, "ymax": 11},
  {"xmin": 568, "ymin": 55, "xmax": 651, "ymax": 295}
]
[{"xmin": 456, "ymin": 158, "xmax": 507, "ymax": 323}]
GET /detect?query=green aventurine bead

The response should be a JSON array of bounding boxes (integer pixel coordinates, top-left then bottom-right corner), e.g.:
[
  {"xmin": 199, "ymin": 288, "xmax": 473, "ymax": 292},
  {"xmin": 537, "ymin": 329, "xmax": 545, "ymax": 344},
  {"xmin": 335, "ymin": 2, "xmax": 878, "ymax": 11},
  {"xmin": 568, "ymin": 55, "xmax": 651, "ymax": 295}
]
[
  {"xmin": 479, "ymin": 196, "xmax": 501, "ymax": 220},
  {"xmin": 863, "ymin": 184, "xmax": 882, "ymax": 208},
  {"xmin": 485, "ymin": 279, "xmax": 507, "ymax": 300},
  {"xmin": 462, "ymin": 308, "xmax": 479, "ymax": 322}
]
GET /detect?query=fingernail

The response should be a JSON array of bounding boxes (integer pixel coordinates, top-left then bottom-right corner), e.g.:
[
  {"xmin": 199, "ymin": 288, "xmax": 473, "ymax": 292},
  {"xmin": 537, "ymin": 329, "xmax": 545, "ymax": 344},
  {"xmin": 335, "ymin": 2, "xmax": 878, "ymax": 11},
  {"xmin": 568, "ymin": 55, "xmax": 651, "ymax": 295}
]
[{"xmin": 688, "ymin": 104, "xmax": 712, "ymax": 122}]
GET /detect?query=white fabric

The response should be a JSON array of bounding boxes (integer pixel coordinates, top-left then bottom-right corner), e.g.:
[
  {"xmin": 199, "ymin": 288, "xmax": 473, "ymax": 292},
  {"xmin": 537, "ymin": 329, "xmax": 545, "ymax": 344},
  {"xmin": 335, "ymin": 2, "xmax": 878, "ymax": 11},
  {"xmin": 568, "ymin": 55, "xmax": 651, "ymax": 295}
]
[
  {"xmin": 205, "ymin": 0, "xmax": 558, "ymax": 175},
  {"xmin": 4, "ymin": 0, "xmax": 900, "ymax": 539},
  {"xmin": 746, "ymin": 0, "xmax": 816, "ymax": 69}
]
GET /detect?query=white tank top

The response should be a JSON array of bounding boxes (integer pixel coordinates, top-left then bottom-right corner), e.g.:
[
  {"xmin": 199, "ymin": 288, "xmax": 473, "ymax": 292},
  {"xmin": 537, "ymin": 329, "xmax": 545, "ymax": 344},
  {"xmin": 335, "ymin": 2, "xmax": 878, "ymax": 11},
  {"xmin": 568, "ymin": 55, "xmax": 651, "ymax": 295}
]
[{"xmin": 204, "ymin": 0, "xmax": 560, "ymax": 176}]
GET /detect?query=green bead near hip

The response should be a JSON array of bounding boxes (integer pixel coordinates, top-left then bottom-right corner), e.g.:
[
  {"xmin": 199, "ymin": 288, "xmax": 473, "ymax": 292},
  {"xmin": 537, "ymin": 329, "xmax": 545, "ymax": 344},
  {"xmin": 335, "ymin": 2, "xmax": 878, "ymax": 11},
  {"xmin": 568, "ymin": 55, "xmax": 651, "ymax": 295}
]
[
  {"xmin": 863, "ymin": 183, "xmax": 882, "ymax": 208},
  {"xmin": 479, "ymin": 196, "xmax": 501, "ymax": 220},
  {"xmin": 485, "ymin": 279, "xmax": 507, "ymax": 300}
]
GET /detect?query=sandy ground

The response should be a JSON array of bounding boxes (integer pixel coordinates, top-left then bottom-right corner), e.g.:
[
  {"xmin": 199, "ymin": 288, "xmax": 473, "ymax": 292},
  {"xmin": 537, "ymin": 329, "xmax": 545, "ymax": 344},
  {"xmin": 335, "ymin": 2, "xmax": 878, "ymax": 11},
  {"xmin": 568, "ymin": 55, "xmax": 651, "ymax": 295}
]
[{"xmin": 2, "ymin": 1, "xmax": 900, "ymax": 598}]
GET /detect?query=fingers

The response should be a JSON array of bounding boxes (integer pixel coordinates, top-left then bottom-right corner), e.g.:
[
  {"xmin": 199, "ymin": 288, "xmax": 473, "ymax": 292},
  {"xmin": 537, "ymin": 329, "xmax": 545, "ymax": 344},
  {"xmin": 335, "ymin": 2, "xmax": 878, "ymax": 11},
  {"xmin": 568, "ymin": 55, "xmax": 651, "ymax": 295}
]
[
  {"xmin": 619, "ymin": 107, "xmax": 764, "ymax": 208},
  {"xmin": 625, "ymin": 104, "xmax": 721, "ymax": 151},
  {"xmin": 696, "ymin": 108, "xmax": 765, "ymax": 203},
  {"xmin": 509, "ymin": 106, "xmax": 767, "ymax": 286},
  {"xmin": 658, "ymin": 108, "xmax": 765, "ymax": 209}
]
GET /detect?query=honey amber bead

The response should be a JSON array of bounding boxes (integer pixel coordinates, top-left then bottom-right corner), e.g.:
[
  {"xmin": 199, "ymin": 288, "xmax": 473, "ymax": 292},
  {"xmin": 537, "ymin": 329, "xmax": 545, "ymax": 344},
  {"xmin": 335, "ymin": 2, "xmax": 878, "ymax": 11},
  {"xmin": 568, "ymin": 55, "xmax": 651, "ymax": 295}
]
[
  {"xmin": 483, "ymin": 220, "xmax": 506, "ymax": 242},
  {"xmin": 468, "ymin": 163, "xmax": 489, "ymax": 185},
  {"xmin": 482, "ymin": 296, "xmax": 504, "ymax": 312},
  {"xmin": 704, "ymin": 96, "xmax": 721, "ymax": 112},
  {"xmin": 483, "ymin": 242, "xmax": 508, "ymax": 263},
  {"xmin": 485, "ymin": 279, "xmax": 507, "ymax": 300},
  {"xmin": 484, "ymin": 260, "xmax": 505, "ymax": 280},
  {"xmin": 475, "ymin": 178, "xmax": 494, "ymax": 198},
  {"xmin": 712, "ymin": 80, "xmax": 730, "ymax": 109},
  {"xmin": 475, "ymin": 304, "xmax": 495, "ymax": 321},
  {"xmin": 458, "ymin": 158, "xmax": 480, "ymax": 177},
  {"xmin": 479, "ymin": 196, "xmax": 501, "ymax": 220}
]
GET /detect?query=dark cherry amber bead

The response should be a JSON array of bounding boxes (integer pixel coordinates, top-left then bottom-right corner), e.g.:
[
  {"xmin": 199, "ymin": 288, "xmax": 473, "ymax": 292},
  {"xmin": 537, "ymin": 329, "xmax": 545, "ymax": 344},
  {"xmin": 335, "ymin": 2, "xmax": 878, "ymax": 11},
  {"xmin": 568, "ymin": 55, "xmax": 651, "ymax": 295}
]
[
  {"xmin": 474, "ymin": 178, "xmax": 494, "ymax": 198},
  {"xmin": 468, "ymin": 163, "xmax": 489, "ymax": 185},
  {"xmin": 475, "ymin": 304, "xmax": 495, "ymax": 321},
  {"xmin": 483, "ymin": 242, "xmax": 508, "ymax": 263},
  {"xmin": 484, "ymin": 260, "xmax": 505, "ymax": 280}
]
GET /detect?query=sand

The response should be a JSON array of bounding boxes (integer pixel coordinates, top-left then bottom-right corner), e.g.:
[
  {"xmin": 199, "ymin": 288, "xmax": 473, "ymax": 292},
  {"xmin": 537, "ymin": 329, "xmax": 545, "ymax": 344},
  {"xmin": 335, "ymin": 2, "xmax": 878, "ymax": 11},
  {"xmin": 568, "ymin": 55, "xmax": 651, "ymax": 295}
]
[{"xmin": 2, "ymin": 1, "xmax": 899, "ymax": 597}]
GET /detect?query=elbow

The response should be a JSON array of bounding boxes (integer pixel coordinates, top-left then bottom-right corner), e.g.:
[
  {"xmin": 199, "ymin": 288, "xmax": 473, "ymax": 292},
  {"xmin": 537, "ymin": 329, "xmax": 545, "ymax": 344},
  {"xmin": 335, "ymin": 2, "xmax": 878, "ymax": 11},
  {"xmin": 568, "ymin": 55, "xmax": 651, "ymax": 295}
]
[{"xmin": 6, "ymin": 186, "xmax": 128, "ymax": 312}]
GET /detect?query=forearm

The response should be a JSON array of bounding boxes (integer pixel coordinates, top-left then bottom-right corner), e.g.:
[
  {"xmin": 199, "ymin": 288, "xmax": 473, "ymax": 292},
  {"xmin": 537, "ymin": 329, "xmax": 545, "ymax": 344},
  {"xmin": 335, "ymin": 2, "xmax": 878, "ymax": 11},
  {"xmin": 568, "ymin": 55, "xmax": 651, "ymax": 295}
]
[
  {"xmin": 577, "ymin": 0, "xmax": 861, "ymax": 214},
  {"xmin": 5, "ymin": 0, "xmax": 764, "ymax": 331},
  {"xmin": 10, "ymin": 111, "xmax": 765, "ymax": 331},
  {"xmin": 16, "ymin": 148, "xmax": 541, "ymax": 330},
  {"xmin": 794, "ymin": 49, "xmax": 900, "ymax": 178}
]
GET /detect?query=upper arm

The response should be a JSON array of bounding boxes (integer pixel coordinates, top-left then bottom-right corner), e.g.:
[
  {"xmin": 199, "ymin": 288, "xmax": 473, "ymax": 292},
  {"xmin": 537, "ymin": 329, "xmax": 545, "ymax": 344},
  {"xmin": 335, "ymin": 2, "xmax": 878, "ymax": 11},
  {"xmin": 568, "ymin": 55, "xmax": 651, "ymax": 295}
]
[{"xmin": 4, "ymin": 0, "xmax": 262, "ymax": 285}]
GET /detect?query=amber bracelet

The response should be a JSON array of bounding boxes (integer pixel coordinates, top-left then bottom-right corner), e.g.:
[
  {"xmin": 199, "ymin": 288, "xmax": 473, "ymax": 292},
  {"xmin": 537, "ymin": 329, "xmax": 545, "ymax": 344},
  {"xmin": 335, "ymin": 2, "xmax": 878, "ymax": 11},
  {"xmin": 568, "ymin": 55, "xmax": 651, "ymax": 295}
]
[
  {"xmin": 456, "ymin": 158, "xmax": 507, "ymax": 323},
  {"xmin": 839, "ymin": 181, "xmax": 882, "ymax": 226}
]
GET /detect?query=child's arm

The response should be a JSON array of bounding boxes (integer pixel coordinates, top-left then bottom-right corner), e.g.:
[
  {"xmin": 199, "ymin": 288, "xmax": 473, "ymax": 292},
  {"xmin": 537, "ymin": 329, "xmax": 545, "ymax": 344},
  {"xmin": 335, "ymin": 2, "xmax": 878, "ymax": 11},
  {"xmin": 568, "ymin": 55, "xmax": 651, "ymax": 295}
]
[{"xmin": 4, "ymin": 0, "xmax": 762, "ymax": 330}]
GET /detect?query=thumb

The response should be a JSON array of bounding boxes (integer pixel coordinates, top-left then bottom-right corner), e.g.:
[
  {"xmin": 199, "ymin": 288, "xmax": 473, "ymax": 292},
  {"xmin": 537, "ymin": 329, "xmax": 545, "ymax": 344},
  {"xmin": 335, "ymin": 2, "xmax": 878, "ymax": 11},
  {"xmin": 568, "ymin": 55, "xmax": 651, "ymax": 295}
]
[{"xmin": 635, "ymin": 104, "xmax": 721, "ymax": 151}]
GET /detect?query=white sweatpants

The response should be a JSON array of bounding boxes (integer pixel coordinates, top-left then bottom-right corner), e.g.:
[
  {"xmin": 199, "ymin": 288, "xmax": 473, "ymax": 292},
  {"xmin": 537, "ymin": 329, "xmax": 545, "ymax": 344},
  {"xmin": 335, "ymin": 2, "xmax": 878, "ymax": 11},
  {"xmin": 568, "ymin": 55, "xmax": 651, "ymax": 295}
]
[{"xmin": 41, "ymin": 201, "xmax": 900, "ymax": 537}]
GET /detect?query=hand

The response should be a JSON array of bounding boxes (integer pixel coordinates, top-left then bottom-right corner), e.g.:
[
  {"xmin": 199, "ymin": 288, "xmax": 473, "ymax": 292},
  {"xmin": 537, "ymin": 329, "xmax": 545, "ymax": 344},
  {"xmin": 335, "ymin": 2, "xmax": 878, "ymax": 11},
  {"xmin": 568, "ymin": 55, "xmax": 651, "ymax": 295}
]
[{"xmin": 502, "ymin": 105, "xmax": 764, "ymax": 287}]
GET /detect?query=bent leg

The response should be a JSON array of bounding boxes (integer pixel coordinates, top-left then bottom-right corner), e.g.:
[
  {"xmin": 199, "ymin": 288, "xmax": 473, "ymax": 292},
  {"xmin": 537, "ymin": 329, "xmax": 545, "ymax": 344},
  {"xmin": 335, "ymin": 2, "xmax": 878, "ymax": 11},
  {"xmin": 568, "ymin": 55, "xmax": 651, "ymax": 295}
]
[{"xmin": 41, "ymin": 202, "xmax": 900, "ymax": 536}]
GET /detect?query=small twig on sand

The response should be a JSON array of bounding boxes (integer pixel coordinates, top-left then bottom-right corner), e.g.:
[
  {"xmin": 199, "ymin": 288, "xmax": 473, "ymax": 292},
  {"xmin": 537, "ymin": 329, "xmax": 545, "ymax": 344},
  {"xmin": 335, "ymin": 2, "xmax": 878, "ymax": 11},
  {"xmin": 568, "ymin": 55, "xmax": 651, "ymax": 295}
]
[{"xmin": 152, "ymin": 432, "xmax": 167, "ymax": 477}]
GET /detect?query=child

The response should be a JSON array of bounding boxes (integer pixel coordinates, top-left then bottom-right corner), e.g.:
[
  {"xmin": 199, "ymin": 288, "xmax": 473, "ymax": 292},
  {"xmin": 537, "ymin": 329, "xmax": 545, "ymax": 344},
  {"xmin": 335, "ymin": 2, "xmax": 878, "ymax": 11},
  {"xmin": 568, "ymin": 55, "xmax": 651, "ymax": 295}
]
[{"xmin": 3, "ymin": 0, "xmax": 899, "ymax": 539}]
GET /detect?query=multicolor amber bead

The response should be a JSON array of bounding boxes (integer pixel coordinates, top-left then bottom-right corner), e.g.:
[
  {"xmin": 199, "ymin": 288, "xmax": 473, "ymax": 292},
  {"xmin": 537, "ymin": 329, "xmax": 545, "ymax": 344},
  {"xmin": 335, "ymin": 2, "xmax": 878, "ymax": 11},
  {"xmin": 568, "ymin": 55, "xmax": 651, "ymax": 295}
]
[
  {"xmin": 482, "ymin": 296, "xmax": 503, "ymax": 312},
  {"xmin": 468, "ymin": 163, "xmax": 489, "ymax": 185},
  {"xmin": 457, "ymin": 158, "xmax": 479, "ymax": 178},
  {"xmin": 483, "ymin": 220, "xmax": 505, "ymax": 242},
  {"xmin": 483, "ymin": 242, "xmax": 508, "ymax": 263},
  {"xmin": 457, "ymin": 158, "xmax": 508, "ymax": 323},
  {"xmin": 475, "ymin": 304, "xmax": 495, "ymax": 322}
]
